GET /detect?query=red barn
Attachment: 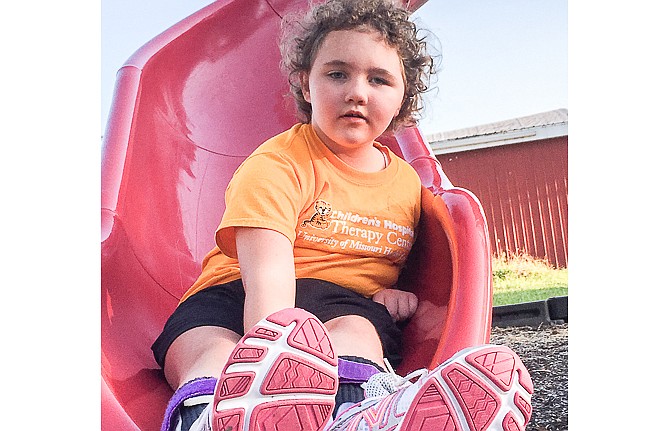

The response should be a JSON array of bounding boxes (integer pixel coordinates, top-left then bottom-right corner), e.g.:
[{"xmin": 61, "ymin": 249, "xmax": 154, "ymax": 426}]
[{"xmin": 427, "ymin": 109, "xmax": 568, "ymax": 268}]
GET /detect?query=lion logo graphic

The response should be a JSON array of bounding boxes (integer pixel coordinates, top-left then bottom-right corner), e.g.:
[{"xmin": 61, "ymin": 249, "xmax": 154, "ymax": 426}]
[{"xmin": 301, "ymin": 199, "xmax": 332, "ymax": 230}]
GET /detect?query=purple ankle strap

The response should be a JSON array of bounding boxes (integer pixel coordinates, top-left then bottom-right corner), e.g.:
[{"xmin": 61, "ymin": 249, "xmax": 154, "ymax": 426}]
[
  {"xmin": 160, "ymin": 376, "xmax": 217, "ymax": 431},
  {"xmin": 338, "ymin": 358, "xmax": 382, "ymax": 385}
]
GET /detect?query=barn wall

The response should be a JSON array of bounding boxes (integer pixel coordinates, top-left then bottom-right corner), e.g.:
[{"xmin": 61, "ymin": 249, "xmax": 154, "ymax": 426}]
[{"xmin": 435, "ymin": 136, "xmax": 568, "ymax": 268}]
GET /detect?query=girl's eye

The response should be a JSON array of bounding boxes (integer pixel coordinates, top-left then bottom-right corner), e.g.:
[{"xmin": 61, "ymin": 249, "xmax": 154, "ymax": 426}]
[
  {"xmin": 328, "ymin": 71, "xmax": 346, "ymax": 79},
  {"xmin": 371, "ymin": 77, "xmax": 389, "ymax": 85}
]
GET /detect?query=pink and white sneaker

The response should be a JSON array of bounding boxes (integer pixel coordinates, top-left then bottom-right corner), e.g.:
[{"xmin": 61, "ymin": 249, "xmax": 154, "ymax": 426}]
[
  {"xmin": 206, "ymin": 308, "xmax": 339, "ymax": 431},
  {"xmin": 327, "ymin": 344, "xmax": 533, "ymax": 431}
]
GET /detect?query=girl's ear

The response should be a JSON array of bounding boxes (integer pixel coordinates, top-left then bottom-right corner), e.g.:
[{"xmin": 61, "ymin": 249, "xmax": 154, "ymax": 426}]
[
  {"xmin": 300, "ymin": 72, "xmax": 311, "ymax": 103},
  {"xmin": 393, "ymin": 104, "xmax": 402, "ymax": 119}
]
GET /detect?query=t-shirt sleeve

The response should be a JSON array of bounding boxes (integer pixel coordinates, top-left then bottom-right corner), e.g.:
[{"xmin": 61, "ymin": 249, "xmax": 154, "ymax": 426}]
[{"xmin": 215, "ymin": 153, "xmax": 303, "ymax": 258}]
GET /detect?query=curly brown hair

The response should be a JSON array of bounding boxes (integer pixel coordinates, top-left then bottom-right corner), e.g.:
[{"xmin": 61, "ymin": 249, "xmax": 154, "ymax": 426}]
[{"xmin": 280, "ymin": 0, "xmax": 437, "ymax": 131}]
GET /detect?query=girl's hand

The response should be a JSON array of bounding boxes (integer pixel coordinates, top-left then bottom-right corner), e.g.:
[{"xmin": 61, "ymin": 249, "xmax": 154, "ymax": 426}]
[{"xmin": 372, "ymin": 288, "xmax": 418, "ymax": 322}]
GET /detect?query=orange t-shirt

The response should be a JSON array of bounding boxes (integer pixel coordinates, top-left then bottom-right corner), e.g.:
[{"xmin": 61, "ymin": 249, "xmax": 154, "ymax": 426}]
[{"xmin": 180, "ymin": 123, "xmax": 421, "ymax": 302}]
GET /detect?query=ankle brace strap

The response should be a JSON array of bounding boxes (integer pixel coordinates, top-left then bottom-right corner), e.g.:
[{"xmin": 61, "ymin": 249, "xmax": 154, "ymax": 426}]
[
  {"xmin": 160, "ymin": 377, "xmax": 217, "ymax": 431},
  {"xmin": 338, "ymin": 356, "xmax": 383, "ymax": 385}
]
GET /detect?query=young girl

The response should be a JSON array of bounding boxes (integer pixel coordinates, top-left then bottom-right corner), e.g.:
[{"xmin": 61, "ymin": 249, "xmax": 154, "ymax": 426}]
[{"xmin": 153, "ymin": 1, "xmax": 532, "ymax": 431}]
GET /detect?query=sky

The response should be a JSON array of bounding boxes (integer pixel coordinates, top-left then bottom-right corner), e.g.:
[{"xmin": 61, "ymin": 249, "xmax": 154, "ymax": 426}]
[{"xmin": 101, "ymin": 0, "xmax": 567, "ymax": 137}]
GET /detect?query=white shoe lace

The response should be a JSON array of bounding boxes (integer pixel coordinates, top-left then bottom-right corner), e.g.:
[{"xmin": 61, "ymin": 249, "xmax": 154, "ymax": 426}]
[{"xmin": 361, "ymin": 358, "xmax": 428, "ymax": 398}]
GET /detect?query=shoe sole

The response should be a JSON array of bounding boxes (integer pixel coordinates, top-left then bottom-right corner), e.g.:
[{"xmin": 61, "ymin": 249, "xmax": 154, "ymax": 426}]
[
  {"xmin": 400, "ymin": 345, "xmax": 534, "ymax": 431},
  {"xmin": 212, "ymin": 308, "xmax": 338, "ymax": 431}
]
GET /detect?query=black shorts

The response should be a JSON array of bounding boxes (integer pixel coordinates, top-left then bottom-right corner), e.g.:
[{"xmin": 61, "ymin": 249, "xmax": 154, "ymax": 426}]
[{"xmin": 151, "ymin": 278, "xmax": 403, "ymax": 369}]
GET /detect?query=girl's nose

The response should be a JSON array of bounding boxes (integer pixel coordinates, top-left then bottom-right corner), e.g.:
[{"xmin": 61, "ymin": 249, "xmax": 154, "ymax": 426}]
[{"xmin": 345, "ymin": 78, "xmax": 368, "ymax": 104}]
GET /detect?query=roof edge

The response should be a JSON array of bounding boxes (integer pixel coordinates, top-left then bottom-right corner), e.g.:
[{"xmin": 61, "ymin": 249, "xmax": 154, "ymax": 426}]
[
  {"xmin": 430, "ymin": 122, "xmax": 567, "ymax": 155},
  {"xmin": 426, "ymin": 108, "xmax": 568, "ymax": 155}
]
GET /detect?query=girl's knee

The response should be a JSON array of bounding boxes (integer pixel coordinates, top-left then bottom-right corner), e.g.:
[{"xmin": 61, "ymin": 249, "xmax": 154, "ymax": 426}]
[
  {"xmin": 325, "ymin": 314, "xmax": 377, "ymax": 336},
  {"xmin": 164, "ymin": 326, "xmax": 240, "ymax": 390},
  {"xmin": 325, "ymin": 315, "xmax": 384, "ymax": 364}
]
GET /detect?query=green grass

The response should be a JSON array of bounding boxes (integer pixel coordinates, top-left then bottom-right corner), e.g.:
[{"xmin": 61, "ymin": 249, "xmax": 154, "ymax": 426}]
[{"xmin": 492, "ymin": 252, "xmax": 568, "ymax": 306}]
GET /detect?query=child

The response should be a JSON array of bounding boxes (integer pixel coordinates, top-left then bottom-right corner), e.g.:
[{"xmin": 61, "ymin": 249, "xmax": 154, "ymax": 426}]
[{"xmin": 152, "ymin": 1, "xmax": 533, "ymax": 430}]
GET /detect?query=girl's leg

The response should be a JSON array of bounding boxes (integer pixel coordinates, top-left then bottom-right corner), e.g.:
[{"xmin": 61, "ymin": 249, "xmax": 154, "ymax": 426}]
[
  {"xmin": 160, "ymin": 326, "xmax": 240, "ymax": 431},
  {"xmin": 161, "ymin": 308, "xmax": 339, "ymax": 431},
  {"xmin": 163, "ymin": 325, "xmax": 241, "ymax": 391},
  {"xmin": 324, "ymin": 315, "xmax": 388, "ymax": 420},
  {"xmin": 161, "ymin": 313, "xmax": 382, "ymax": 394},
  {"xmin": 324, "ymin": 315, "xmax": 385, "ymax": 367}
]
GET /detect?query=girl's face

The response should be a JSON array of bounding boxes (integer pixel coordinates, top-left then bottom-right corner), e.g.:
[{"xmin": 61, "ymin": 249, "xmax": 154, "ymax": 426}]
[{"xmin": 301, "ymin": 29, "xmax": 405, "ymax": 154}]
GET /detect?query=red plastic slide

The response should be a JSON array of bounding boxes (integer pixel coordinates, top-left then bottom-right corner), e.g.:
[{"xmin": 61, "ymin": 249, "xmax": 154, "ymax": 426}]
[{"xmin": 101, "ymin": 1, "xmax": 492, "ymax": 429}]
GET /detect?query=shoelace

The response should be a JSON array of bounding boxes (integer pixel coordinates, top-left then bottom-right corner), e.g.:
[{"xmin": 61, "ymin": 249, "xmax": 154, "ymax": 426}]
[{"xmin": 361, "ymin": 358, "xmax": 428, "ymax": 398}]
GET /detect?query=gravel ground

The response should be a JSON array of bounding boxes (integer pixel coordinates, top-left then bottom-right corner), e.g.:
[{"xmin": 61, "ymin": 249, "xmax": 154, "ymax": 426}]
[{"xmin": 490, "ymin": 322, "xmax": 568, "ymax": 431}]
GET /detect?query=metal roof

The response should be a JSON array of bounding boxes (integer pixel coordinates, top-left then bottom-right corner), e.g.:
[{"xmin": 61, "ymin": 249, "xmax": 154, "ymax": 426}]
[{"xmin": 426, "ymin": 108, "xmax": 568, "ymax": 155}]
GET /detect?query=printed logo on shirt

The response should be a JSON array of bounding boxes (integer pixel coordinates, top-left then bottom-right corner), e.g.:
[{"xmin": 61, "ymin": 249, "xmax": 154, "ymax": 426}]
[
  {"xmin": 300, "ymin": 199, "xmax": 332, "ymax": 230},
  {"xmin": 297, "ymin": 198, "xmax": 416, "ymax": 264}
]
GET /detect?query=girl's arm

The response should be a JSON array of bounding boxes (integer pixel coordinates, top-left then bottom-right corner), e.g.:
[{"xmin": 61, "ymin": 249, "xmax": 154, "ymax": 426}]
[{"xmin": 235, "ymin": 226, "xmax": 297, "ymax": 332}]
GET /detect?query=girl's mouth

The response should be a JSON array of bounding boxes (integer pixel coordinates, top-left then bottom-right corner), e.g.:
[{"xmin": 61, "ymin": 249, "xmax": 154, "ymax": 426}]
[{"xmin": 342, "ymin": 111, "xmax": 367, "ymax": 121}]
